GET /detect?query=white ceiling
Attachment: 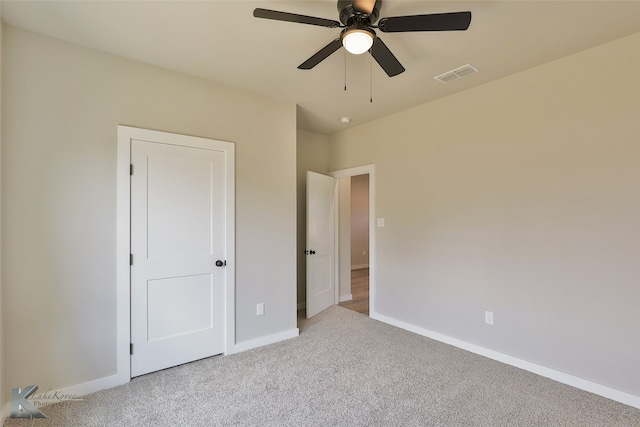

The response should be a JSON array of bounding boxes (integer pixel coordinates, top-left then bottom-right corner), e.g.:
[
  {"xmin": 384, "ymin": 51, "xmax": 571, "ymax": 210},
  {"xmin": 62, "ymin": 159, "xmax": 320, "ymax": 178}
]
[{"xmin": 2, "ymin": 0, "xmax": 639, "ymax": 134}]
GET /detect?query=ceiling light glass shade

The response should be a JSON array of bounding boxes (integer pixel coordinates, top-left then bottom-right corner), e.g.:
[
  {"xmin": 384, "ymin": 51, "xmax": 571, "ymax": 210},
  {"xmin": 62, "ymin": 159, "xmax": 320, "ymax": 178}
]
[{"xmin": 342, "ymin": 29, "xmax": 374, "ymax": 55}]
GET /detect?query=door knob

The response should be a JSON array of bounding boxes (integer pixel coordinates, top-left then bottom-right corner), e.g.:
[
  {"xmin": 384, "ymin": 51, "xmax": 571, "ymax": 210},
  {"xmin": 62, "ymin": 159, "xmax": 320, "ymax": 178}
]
[
  {"xmin": 310, "ymin": 250, "xmax": 316, "ymax": 255},
  {"xmin": 215, "ymin": 260, "xmax": 226, "ymax": 267}
]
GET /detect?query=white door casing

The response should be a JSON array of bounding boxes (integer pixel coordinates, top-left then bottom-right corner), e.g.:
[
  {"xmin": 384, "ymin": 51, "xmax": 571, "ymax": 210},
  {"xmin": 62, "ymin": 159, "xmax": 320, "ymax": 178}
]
[
  {"xmin": 306, "ymin": 171, "xmax": 336, "ymax": 318},
  {"xmin": 118, "ymin": 126, "xmax": 234, "ymax": 378},
  {"xmin": 330, "ymin": 165, "xmax": 376, "ymax": 316}
]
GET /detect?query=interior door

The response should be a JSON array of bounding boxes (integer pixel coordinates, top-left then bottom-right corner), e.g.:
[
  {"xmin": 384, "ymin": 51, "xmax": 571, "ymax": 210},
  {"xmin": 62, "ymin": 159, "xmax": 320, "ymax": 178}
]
[
  {"xmin": 306, "ymin": 171, "xmax": 335, "ymax": 318},
  {"xmin": 130, "ymin": 139, "xmax": 227, "ymax": 377}
]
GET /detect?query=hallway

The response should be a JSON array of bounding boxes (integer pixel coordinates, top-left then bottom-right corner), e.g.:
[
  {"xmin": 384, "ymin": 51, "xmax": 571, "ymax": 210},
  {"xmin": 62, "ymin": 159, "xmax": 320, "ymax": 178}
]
[{"xmin": 338, "ymin": 268, "xmax": 369, "ymax": 316}]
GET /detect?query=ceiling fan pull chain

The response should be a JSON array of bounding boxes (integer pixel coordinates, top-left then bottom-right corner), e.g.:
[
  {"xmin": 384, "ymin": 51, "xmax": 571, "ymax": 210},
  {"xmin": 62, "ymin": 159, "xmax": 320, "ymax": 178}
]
[{"xmin": 344, "ymin": 49, "xmax": 347, "ymax": 91}]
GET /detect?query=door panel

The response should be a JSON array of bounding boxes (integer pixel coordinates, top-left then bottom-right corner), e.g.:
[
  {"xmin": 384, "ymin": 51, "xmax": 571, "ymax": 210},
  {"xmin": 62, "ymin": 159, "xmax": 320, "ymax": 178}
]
[
  {"xmin": 309, "ymin": 254, "xmax": 332, "ymax": 294},
  {"xmin": 131, "ymin": 139, "xmax": 226, "ymax": 377},
  {"xmin": 306, "ymin": 171, "xmax": 335, "ymax": 318},
  {"xmin": 146, "ymin": 156, "xmax": 213, "ymax": 258},
  {"xmin": 147, "ymin": 274, "xmax": 213, "ymax": 341}
]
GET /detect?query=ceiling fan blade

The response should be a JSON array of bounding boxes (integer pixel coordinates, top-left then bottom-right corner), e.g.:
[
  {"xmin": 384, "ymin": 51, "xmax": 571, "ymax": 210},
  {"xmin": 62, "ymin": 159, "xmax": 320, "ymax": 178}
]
[
  {"xmin": 353, "ymin": 0, "xmax": 376, "ymax": 15},
  {"xmin": 370, "ymin": 37, "xmax": 405, "ymax": 77},
  {"xmin": 378, "ymin": 11, "xmax": 471, "ymax": 33},
  {"xmin": 298, "ymin": 39, "xmax": 343, "ymax": 70},
  {"xmin": 253, "ymin": 8, "xmax": 341, "ymax": 28}
]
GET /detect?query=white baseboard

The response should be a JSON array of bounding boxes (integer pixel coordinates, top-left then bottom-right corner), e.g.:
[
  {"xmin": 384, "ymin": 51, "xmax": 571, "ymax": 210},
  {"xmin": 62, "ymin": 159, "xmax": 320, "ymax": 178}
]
[
  {"xmin": 52, "ymin": 373, "xmax": 127, "ymax": 399},
  {"xmin": 3, "ymin": 328, "xmax": 301, "ymax": 419},
  {"xmin": 351, "ymin": 264, "xmax": 369, "ymax": 270},
  {"xmin": 339, "ymin": 294, "xmax": 353, "ymax": 302},
  {"xmin": 4, "ymin": 373, "xmax": 128, "ymax": 420},
  {"xmin": 227, "ymin": 328, "xmax": 299, "ymax": 355},
  {"xmin": 370, "ymin": 311, "xmax": 640, "ymax": 409}
]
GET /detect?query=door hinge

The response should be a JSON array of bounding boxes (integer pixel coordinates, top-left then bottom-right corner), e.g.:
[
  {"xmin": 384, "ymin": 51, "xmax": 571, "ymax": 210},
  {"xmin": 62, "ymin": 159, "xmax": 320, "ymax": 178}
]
[
  {"xmin": 130, "ymin": 343, "xmax": 133, "ymax": 355},
  {"xmin": 130, "ymin": 254, "xmax": 133, "ymax": 266},
  {"xmin": 130, "ymin": 164, "xmax": 133, "ymax": 175}
]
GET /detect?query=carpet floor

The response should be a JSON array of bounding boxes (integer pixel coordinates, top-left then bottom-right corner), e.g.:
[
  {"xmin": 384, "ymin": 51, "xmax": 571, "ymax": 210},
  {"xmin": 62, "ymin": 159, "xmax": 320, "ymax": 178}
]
[{"xmin": 5, "ymin": 306, "xmax": 640, "ymax": 426}]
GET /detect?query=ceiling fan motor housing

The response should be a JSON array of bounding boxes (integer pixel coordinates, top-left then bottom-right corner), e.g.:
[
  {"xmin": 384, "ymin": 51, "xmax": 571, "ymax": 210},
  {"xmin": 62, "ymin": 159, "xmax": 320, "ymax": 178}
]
[{"xmin": 338, "ymin": 0, "xmax": 381, "ymax": 26}]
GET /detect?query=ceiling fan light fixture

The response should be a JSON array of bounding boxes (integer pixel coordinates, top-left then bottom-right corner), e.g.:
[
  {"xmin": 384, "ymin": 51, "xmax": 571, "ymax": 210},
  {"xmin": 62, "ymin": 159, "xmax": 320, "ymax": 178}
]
[{"xmin": 341, "ymin": 28, "xmax": 375, "ymax": 55}]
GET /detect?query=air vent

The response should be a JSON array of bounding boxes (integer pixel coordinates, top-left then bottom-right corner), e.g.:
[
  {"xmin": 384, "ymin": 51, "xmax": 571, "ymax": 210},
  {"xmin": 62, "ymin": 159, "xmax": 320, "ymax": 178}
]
[{"xmin": 434, "ymin": 64, "xmax": 479, "ymax": 84}]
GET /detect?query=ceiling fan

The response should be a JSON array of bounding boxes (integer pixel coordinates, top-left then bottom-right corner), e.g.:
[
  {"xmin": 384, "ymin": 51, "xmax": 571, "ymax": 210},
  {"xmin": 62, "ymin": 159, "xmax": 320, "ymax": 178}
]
[{"xmin": 253, "ymin": 0, "xmax": 471, "ymax": 77}]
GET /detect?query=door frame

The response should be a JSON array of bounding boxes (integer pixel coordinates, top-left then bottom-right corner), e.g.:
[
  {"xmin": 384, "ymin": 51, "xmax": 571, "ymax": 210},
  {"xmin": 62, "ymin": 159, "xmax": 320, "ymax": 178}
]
[
  {"xmin": 115, "ymin": 125, "xmax": 235, "ymax": 384},
  {"xmin": 330, "ymin": 164, "xmax": 376, "ymax": 316}
]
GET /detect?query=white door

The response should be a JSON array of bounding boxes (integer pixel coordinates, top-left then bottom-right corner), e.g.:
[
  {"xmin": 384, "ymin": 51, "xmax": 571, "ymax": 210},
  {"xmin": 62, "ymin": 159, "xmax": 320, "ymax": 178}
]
[
  {"xmin": 130, "ymin": 138, "xmax": 229, "ymax": 377},
  {"xmin": 306, "ymin": 171, "xmax": 335, "ymax": 318}
]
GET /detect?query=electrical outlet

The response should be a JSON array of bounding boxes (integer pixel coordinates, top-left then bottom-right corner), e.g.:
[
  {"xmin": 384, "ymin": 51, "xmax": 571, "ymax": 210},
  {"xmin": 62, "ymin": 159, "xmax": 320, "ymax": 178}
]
[
  {"xmin": 485, "ymin": 311, "xmax": 494, "ymax": 325},
  {"xmin": 362, "ymin": 250, "xmax": 366, "ymax": 256},
  {"xmin": 257, "ymin": 303, "xmax": 264, "ymax": 316}
]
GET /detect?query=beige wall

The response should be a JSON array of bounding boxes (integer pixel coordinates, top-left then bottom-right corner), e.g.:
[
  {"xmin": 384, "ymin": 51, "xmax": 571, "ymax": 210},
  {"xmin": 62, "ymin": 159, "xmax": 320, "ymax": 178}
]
[
  {"xmin": 329, "ymin": 33, "xmax": 640, "ymax": 396},
  {"xmin": 296, "ymin": 129, "xmax": 330, "ymax": 307},
  {"xmin": 350, "ymin": 174, "xmax": 369, "ymax": 268},
  {"xmin": 2, "ymin": 26, "xmax": 297, "ymax": 395}
]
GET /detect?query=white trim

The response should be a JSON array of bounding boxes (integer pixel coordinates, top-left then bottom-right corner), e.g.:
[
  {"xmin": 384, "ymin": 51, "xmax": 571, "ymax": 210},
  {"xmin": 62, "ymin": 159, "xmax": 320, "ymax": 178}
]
[
  {"xmin": 330, "ymin": 165, "xmax": 376, "ymax": 315},
  {"xmin": 3, "ymin": 327, "xmax": 294, "ymax": 417},
  {"xmin": 222, "ymin": 140, "xmax": 236, "ymax": 355},
  {"xmin": 116, "ymin": 126, "xmax": 133, "ymax": 387},
  {"xmin": 332, "ymin": 177, "xmax": 340, "ymax": 306},
  {"xmin": 371, "ymin": 312, "xmax": 640, "ymax": 409},
  {"xmin": 2, "ymin": 374, "xmax": 123, "ymax": 419},
  {"xmin": 339, "ymin": 294, "xmax": 353, "ymax": 303},
  {"xmin": 117, "ymin": 125, "xmax": 236, "ymax": 382},
  {"xmin": 331, "ymin": 165, "xmax": 374, "ymax": 178},
  {"xmin": 43, "ymin": 374, "xmax": 123, "ymax": 403},
  {"xmin": 227, "ymin": 328, "xmax": 300, "ymax": 354},
  {"xmin": 351, "ymin": 264, "xmax": 369, "ymax": 270}
]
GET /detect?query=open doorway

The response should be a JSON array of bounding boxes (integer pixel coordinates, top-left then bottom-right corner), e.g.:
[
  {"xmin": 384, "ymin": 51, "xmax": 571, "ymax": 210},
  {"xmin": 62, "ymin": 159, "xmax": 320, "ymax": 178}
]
[
  {"xmin": 330, "ymin": 164, "xmax": 375, "ymax": 317},
  {"xmin": 338, "ymin": 174, "xmax": 370, "ymax": 315},
  {"xmin": 299, "ymin": 164, "xmax": 374, "ymax": 319},
  {"xmin": 339, "ymin": 263, "xmax": 370, "ymax": 315}
]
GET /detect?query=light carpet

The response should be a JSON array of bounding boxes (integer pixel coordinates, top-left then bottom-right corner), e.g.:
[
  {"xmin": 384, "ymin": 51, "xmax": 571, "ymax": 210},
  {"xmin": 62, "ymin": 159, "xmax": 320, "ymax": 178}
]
[{"xmin": 5, "ymin": 306, "xmax": 640, "ymax": 426}]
